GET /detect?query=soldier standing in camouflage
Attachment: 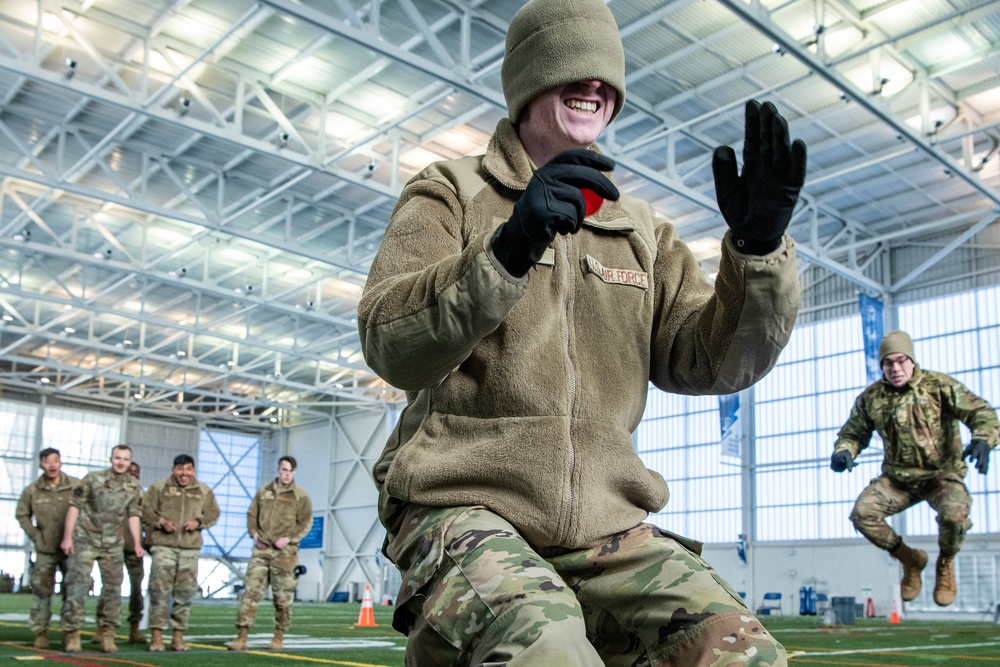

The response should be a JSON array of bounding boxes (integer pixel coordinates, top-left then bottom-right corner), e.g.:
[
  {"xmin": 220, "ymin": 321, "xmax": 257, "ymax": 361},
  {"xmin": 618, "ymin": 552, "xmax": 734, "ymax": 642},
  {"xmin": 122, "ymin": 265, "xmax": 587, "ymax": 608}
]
[
  {"xmin": 16, "ymin": 448, "xmax": 78, "ymax": 649},
  {"xmin": 228, "ymin": 456, "xmax": 312, "ymax": 652},
  {"xmin": 832, "ymin": 330, "xmax": 999, "ymax": 606},
  {"xmin": 98, "ymin": 462, "xmax": 146, "ymax": 645},
  {"xmin": 60, "ymin": 444, "xmax": 144, "ymax": 653},
  {"xmin": 144, "ymin": 454, "xmax": 220, "ymax": 652}
]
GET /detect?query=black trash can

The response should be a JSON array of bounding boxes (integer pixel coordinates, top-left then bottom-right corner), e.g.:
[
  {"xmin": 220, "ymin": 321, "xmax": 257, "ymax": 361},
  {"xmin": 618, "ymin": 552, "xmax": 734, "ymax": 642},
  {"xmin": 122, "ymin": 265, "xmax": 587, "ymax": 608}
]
[{"xmin": 831, "ymin": 596, "xmax": 856, "ymax": 625}]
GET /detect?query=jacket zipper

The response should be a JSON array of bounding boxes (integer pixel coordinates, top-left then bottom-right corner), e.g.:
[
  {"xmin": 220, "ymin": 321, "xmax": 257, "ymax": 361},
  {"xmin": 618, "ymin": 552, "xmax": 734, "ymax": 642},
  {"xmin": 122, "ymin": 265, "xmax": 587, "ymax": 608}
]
[
  {"xmin": 558, "ymin": 234, "xmax": 577, "ymax": 545},
  {"xmin": 177, "ymin": 485, "xmax": 186, "ymax": 548}
]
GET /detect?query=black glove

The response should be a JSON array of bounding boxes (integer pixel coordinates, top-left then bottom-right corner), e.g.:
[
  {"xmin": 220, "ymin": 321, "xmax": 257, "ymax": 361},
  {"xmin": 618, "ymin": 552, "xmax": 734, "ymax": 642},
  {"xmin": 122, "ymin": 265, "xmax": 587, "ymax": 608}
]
[
  {"xmin": 963, "ymin": 439, "xmax": 991, "ymax": 475},
  {"xmin": 712, "ymin": 100, "xmax": 807, "ymax": 255},
  {"xmin": 830, "ymin": 450, "xmax": 855, "ymax": 473},
  {"xmin": 491, "ymin": 149, "xmax": 619, "ymax": 277}
]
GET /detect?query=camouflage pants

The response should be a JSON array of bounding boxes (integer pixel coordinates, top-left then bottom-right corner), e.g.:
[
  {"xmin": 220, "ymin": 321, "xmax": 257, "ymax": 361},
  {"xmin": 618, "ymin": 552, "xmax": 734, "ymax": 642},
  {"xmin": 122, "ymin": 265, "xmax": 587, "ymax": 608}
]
[
  {"xmin": 236, "ymin": 545, "xmax": 297, "ymax": 630},
  {"xmin": 125, "ymin": 550, "xmax": 144, "ymax": 625},
  {"xmin": 850, "ymin": 474, "xmax": 972, "ymax": 557},
  {"xmin": 148, "ymin": 546, "xmax": 200, "ymax": 630},
  {"xmin": 389, "ymin": 505, "xmax": 785, "ymax": 667},
  {"xmin": 62, "ymin": 543, "xmax": 124, "ymax": 632},
  {"xmin": 97, "ymin": 550, "xmax": 144, "ymax": 625},
  {"xmin": 28, "ymin": 551, "xmax": 68, "ymax": 635}
]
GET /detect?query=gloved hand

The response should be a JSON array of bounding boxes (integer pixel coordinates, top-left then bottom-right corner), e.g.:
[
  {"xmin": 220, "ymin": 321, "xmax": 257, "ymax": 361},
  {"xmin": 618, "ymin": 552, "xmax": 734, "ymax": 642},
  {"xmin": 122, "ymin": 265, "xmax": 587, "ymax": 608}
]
[
  {"xmin": 830, "ymin": 450, "xmax": 855, "ymax": 473},
  {"xmin": 712, "ymin": 100, "xmax": 807, "ymax": 255},
  {"xmin": 491, "ymin": 149, "xmax": 619, "ymax": 277},
  {"xmin": 963, "ymin": 439, "xmax": 991, "ymax": 475}
]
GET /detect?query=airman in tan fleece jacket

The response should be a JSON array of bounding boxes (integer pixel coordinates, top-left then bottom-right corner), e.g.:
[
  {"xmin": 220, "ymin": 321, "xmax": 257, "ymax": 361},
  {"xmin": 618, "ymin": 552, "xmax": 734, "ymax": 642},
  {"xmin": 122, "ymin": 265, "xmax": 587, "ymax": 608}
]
[{"xmin": 358, "ymin": 1, "xmax": 803, "ymax": 664}]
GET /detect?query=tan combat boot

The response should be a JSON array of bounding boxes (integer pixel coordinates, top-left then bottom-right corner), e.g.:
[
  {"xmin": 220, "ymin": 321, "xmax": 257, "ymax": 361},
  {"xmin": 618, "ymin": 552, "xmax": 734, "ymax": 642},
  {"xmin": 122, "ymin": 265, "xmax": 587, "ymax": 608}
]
[
  {"xmin": 149, "ymin": 628, "xmax": 165, "ymax": 652},
  {"xmin": 99, "ymin": 628, "xmax": 118, "ymax": 653},
  {"xmin": 63, "ymin": 630, "xmax": 81, "ymax": 653},
  {"xmin": 890, "ymin": 541, "xmax": 928, "ymax": 601},
  {"xmin": 227, "ymin": 627, "xmax": 248, "ymax": 651},
  {"xmin": 268, "ymin": 628, "xmax": 283, "ymax": 650},
  {"xmin": 934, "ymin": 554, "xmax": 957, "ymax": 606},
  {"xmin": 33, "ymin": 632, "xmax": 49, "ymax": 649},
  {"xmin": 129, "ymin": 622, "xmax": 145, "ymax": 644},
  {"xmin": 171, "ymin": 629, "xmax": 189, "ymax": 652},
  {"xmin": 90, "ymin": 625, "xmax": 106, "ymax": 644}
]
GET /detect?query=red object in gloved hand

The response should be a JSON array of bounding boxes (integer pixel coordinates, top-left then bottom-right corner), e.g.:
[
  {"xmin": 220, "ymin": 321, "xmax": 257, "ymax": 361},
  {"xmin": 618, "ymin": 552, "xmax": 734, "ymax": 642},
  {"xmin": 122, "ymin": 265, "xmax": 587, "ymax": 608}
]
[{"xmin": 580, "ymin": 188, "xmax": 604, "ymax": 216}]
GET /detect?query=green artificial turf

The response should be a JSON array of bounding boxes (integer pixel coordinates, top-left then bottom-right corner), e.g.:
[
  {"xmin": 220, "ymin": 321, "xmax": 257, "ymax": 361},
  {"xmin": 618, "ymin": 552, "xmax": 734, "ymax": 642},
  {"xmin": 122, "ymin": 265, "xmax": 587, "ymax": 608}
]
[{"xmin": 1, "ymin": 593, "xmax": 998, "ymax": 665}]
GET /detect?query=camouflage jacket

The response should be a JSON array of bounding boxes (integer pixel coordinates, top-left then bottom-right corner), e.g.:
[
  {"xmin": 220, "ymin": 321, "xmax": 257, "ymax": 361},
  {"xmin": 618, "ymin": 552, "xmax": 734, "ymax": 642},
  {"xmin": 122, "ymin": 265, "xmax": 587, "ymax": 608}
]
[
  {"xmin": 834, "ymin": 366, "xmax": 1000, "ymax": 482},
  {"xmin": 70, "ymin": 469, "xmax": 143, "ymax": 549},
  {"xmin": 143, "ymin": 477, "xmax": 220, "ymax": 550},
  {"xmin": 16, "ymin": 473, "xmax": 79, "ymax": 554},
  {"xmin": 122, "ymin": 487, "xmax": 146, "ymax": 552},
  {"xmin": 247, "ymin": 479, "xmax": 312, "ymax": 547}
]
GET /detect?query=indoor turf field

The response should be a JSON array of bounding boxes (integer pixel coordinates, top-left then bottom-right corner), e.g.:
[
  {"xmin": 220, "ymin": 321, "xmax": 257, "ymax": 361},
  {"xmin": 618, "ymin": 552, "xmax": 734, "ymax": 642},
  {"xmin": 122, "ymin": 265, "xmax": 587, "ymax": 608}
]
[{"xmin": 1, "ymin": 594, "xmax": 998, "ymax": 666}]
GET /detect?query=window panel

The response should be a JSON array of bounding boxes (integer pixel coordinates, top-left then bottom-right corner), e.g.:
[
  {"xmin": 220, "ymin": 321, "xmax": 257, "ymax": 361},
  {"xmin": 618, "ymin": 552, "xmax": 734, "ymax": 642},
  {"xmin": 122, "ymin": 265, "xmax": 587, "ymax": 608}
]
[
  {"xmin": 977, "ymin": 287, "xmax": 999, "ymax": 326},
  {"xmin": 198, "ymin": 430, "xmax": 261, "ymax": 559},
  {"xmin": 41, "ymin": 407, "xmax": 121, "ymax": 472}
]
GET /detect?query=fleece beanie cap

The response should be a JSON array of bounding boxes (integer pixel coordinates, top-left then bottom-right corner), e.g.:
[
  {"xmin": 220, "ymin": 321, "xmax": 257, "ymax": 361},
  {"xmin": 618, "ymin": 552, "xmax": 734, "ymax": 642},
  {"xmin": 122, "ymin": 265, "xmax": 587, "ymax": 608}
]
[
  {"xmin": 502, "ymin": 0, "xmax": 626, "ymax": 124},
  {"xmin": 879, "ymin": 330, "xmax": 916, "ymax": 365}
]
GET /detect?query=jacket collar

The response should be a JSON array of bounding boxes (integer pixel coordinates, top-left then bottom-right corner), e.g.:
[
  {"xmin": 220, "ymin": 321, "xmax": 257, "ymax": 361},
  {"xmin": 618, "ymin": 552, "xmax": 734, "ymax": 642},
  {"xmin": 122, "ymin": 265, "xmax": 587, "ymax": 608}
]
[
  {"xmin": 880, "ymin": 364, "xmax": 924, "ymax": 392},
  {"xmin": 35, "ymin": 472, "xmax": 71, "ymax": 491},
  {"xmin": 481, "ymin": 119, "xmax": 631, "ymax": 230},
  {"xmin": 167, "ymin": 475, "xmax": 196, "ymax": 490},
  {"xmin": 269, "ymin": 479, "xmax": 297, "ymax": 494}
]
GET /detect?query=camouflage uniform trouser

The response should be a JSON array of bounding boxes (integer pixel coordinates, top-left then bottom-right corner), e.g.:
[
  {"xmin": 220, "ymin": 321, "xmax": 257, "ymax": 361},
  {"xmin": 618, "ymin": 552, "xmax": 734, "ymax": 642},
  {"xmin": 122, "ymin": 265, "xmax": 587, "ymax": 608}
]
[
  {"xmin": 236, "ymin": 545, "xmax": 297, "ymax": 630},
  {"xmin": 28, "ymin": 551, "xmax": 68, "ymax": 635},
  {"xmin": 148, "ymin": 546, "xmax": 200, "ymax": 630},
  {"xmin": 125, "ymin": 549, "xmax": 144, "ymax": 625},
  {"xmin": 850, "ymin": 474, "xmax": 972, "ymax": 557},
  {"xmin": 96, "ymin": 550, "xmax": 144, "ymax": 625},
  {"xmin": 62, "ymin": 543, "xmax": 124, "ymax": 632},
  {"xmin": 389, "ymin": 505, "xmax": 786, "ymax": 667}
]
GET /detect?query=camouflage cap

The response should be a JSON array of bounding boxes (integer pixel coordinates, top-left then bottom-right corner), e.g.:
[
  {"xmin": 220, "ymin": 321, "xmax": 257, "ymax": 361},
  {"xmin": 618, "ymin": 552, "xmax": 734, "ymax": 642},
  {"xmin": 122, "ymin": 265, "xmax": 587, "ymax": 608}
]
[{"xmin": 879, "ymin": 330, "xmax": 915, "ymax": 364}]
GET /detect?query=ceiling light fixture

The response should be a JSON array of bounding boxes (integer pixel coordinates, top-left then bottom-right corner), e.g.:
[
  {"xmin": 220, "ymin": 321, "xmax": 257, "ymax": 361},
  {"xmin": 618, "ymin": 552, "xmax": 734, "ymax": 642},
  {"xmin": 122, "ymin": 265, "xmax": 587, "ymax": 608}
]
[{"xmin": 64, "ymin": 57, "xmax": 77, "ymax": 79}]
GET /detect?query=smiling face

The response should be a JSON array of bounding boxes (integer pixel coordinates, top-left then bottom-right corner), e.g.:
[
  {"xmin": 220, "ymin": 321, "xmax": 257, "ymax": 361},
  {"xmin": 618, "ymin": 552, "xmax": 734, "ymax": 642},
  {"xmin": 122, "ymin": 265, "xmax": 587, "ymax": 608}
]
[
  {"xmin": 172, "ymin": 462, "xmax": 195, "ymax": 487},
  {"xmin": 110, "ymin": 446, "xmax": 132, "ymax": 475},
  {"xmin": 518, "ymin": 80, "xmax": 617, "ymax": 167},
  {"xmin": 882, "ymin": 352, "xmax": 915, "ymax": 388}
]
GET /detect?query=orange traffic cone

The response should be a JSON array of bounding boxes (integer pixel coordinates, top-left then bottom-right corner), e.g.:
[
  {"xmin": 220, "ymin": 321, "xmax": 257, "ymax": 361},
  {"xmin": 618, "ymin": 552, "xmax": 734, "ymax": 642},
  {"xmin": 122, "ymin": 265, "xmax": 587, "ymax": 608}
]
[
  {"xmin": 889, "ymin": 598, "xmax": 901, "ymax": 624},
  {"xmin": 355, "ymin": 584, "xmax": 379, "ymax": 627}
]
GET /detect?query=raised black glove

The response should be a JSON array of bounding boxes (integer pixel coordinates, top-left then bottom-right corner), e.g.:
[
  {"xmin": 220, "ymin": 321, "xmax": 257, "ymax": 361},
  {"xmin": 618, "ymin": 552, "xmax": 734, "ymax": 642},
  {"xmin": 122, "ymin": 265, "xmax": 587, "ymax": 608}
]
[
  {"xmin": 491, "ymin": 149, "xmax": 619, "ymax": 277},
  {"xmin": 712, "ymin": 100, "xmax": 807, "ymax": 255},
  {"xmin": 830, "ymin": 450, "xmax": 855, "ymax": 473},
  {"xmin": 963, "ymin": 439, "xmax": 991, "ymax": 475}
]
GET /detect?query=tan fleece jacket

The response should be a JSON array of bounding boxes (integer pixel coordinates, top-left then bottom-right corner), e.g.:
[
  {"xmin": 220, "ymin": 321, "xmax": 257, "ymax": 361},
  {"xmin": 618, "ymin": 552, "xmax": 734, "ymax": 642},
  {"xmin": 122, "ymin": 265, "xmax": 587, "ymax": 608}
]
[
  {"xmin": 359, "ymin": 119, "xmax": 801, "ymax": 549},
  {"xmin": 143, "ymin": 477, "xmax": 220, "ymax": 550},
  {"xmin": 247, "ymin": 480, "xmax": 313, "ymax": 547},
  {"xmin": 16, "ymin": 473, "xmax": 79, "ymax": 554}
]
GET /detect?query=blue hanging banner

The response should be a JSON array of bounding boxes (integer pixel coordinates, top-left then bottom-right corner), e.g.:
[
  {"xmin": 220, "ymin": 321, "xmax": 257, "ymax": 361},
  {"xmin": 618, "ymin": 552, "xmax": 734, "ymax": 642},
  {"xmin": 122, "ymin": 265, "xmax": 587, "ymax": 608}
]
[
  {"xmin": 299, "ymin": 516, "xmax": 324, "ymax": 549},
  {"xmin": 859, "ymin": 293, "xmax": 884, "ymax": 384},
  {"xmin": 719, "ymin": 393, "xmax": 740, "ymax": 458}
]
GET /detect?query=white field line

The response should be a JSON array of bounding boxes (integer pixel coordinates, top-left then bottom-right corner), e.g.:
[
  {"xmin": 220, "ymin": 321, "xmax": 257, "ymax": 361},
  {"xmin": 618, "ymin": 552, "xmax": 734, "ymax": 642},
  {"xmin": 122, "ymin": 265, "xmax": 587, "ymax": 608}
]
[{"xmin": 789, "ymin": 639, "xmax": 1000, "ymax": 657}]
